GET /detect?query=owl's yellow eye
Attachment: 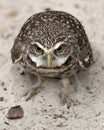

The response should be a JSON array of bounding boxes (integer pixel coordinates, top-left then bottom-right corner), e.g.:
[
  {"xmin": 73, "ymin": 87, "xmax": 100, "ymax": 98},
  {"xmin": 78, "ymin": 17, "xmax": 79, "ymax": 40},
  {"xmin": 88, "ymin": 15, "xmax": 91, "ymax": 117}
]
[
  {"xmin": 35, "ymin": 45, "xmax": 43, "ymax": 54},
  {"xmin": 55, "ymin": 45, "xmax": 64, "ymax": 53}
]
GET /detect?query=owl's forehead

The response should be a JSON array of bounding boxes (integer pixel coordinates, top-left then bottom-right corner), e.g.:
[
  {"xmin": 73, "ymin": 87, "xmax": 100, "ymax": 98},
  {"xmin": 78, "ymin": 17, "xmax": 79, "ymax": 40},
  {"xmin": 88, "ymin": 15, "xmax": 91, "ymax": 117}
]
[{"xmin": 18, "ymin": 11, "xmax": 82, "ymax": 48}]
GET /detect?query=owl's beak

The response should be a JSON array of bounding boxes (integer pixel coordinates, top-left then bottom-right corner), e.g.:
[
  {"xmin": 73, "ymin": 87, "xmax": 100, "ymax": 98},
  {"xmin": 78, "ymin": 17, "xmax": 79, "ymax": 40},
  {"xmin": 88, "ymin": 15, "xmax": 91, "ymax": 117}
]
[{"xmin": 47, "ymin": 54, "xmax": 52, "ymax": 67}]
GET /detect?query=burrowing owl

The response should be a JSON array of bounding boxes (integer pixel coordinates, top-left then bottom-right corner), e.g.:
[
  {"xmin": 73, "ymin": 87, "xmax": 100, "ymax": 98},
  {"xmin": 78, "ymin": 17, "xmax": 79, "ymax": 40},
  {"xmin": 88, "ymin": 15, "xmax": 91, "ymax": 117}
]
[{"xmin": 11, "ymin": 11, "xmax": 93, "ymax": 107}]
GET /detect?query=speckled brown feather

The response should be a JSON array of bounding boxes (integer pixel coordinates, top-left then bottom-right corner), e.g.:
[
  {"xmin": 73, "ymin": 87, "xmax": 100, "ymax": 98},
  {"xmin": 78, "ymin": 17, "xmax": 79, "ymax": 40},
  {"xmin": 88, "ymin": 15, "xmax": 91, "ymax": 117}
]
[{"xmin": 11, "ymin": 38, "xmax": 24, "ymax": 64}]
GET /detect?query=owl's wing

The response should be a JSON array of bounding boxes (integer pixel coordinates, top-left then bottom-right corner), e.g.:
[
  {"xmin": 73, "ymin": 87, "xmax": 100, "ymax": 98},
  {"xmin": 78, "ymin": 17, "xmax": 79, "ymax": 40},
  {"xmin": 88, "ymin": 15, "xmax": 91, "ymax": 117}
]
[
  {"xmin": 11, "ymin": 38, "xmax": 25, "ymax": 64},
  {"xmin": 78, "ymin": 42, "xmax": 94, "ymax": 70}
]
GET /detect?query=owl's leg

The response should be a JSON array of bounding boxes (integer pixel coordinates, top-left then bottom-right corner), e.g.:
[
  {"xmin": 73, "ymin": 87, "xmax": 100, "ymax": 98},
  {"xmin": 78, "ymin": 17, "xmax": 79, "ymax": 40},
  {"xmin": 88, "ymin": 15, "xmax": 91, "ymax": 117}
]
[
  {"xmin": 60, "ymin": 78, "xmax": 72, "ymax": 108},
  {"xmin": 23, "ymin": 75, "xmax": 43, "ymax": 101}
]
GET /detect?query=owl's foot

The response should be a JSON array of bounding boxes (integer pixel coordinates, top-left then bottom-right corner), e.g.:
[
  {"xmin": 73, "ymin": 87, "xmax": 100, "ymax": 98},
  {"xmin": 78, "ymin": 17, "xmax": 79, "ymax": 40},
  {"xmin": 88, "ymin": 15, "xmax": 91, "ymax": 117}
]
[
  {"xmin": 23, "ymin": 86, "xmax": 42, "ymax": 101},
  {"xmin": 60, "ymin": 92, "xmax": 72, "ymax": 108},
  {"xmin": 22, "ymin": 75, "xmax": 43, "ymax": 101},
  {"xmin": 23, "ymin": 88, "xmax": 36, "ymax": 101}
]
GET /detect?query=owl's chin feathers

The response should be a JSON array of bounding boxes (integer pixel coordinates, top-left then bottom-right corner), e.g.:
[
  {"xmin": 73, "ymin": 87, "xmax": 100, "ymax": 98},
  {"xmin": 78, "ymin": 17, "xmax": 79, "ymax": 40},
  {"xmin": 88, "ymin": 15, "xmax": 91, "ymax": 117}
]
[{"xmin": 28, "ymin": 53, "xmax": 70, "ymax": 68}]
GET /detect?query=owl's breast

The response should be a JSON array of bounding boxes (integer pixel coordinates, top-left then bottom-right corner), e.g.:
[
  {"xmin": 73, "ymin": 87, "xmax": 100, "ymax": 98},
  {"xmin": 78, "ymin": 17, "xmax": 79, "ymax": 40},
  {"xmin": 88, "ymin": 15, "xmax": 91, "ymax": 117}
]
[{"xmin": 22, "ymin": 55, "xmax": 80, "ymax": 78}]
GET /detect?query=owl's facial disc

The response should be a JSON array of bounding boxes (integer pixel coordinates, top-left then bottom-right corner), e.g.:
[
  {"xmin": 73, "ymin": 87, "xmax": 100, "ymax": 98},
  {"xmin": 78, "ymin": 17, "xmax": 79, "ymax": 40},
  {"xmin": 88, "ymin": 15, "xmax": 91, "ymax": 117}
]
[{"xmin": 28, "ymin": 42, "xmax": 69, "ymax": 68}]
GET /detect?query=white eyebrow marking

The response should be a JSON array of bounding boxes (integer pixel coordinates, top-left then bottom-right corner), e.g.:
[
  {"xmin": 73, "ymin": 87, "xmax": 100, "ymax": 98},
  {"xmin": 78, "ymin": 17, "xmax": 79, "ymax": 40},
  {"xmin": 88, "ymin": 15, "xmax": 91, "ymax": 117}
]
[
  {"xmin": 54, "ymin": 42, "xmax": 64, "ymax": 50},
  {"xmin": 31, "ymin": 42, "xmax": 47, "ymax": 51},
  {"xmin": 35, "ymin": 42, "xmax": 47, "ymax": 51},
  {"xmin": 31, "ymin": 41, "xmax": 64, "ymax": 53}
]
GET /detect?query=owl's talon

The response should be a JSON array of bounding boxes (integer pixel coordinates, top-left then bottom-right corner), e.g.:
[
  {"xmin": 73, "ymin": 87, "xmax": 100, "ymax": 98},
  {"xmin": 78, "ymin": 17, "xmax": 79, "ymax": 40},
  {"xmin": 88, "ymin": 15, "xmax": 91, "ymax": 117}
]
[
  {"xmin": 22, "ymin": 75, "xmax": 43, "ymax": 101},
  {"xmin": 22, "ymin": 88, "xmax": 37, "ymax": 101},
  {"xmin": 60, "ymin": 92, "xmax": 72, "ymax": 108},
  {"xmin": 66, "ymin": 98, "xmax": 73, "ymax": 109}
]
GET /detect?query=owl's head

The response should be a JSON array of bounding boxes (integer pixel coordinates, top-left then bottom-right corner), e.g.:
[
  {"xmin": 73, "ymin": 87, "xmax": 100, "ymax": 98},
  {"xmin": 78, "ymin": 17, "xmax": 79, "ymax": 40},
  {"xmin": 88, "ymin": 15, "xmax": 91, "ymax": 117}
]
[
  {"xmin": 12, "ymin": 11, "xmax": 87, "ymax": 70},
  {"xmin": 19, "ymin": 11, "xmax": 81, "ymax": 69}
]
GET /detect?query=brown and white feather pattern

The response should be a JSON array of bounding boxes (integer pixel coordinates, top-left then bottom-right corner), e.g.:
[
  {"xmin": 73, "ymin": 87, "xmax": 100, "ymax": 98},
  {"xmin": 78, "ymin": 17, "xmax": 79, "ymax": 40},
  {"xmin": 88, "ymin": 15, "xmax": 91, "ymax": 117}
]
[{"xmin": 11, "ymin": 11, "xmax": 93, "ymax": 78}]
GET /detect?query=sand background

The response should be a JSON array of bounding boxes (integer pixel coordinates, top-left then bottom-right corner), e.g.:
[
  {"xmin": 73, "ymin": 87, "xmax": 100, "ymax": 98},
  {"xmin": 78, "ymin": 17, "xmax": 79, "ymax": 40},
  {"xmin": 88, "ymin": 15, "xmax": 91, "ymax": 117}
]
[{"xmin": 0, "ymin": 0, "xmax": 104, "ymax": 129}]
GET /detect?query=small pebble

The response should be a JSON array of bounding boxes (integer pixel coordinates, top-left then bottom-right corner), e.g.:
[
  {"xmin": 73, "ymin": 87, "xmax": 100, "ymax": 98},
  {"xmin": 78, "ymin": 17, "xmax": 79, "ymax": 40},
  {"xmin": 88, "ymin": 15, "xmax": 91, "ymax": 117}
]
[
  {"xmin": 74, "ymin": 3, "xmax": 80, "ymax": 9},
  {"xmin": 4, "ymin": 88, "xmax": 7, "ymax": 91},
  {"xmin": 6, "ymin": 10, "xmax": 18, "ymax": 17},
  {"xmin": 20, "ymin": 71, "xmax": 25, "ymax": 75},
  {"xmin": 44, "ymin": 8, "xmax": 52, "ymax": 12},
  {"xmin": 0, "ymin": 97, "xmax": 4, "ymax": 101},
  {"xmin": 6, "ymin": 105, "xmax": 24, "ymax": 119}
]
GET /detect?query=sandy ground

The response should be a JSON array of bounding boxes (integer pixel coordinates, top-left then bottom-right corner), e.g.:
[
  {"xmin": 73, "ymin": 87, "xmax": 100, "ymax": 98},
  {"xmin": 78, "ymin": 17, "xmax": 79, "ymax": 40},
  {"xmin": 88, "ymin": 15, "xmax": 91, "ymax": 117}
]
[{"xmin": 0, "ymin": 0, "xmax": 104, "ymax": 129}]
